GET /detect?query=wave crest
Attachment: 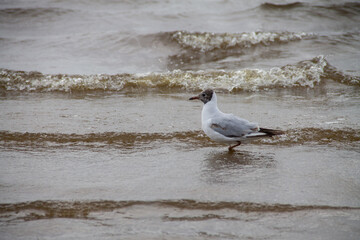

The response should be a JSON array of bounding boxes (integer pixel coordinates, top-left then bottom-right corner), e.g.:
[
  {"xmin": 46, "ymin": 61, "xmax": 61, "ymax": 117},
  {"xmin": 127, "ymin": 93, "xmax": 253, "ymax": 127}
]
[
  {"xmin": 260, "ymin": 2, "xmax": 360, "ymax": 16},
  {"xmin": 0, "ymin": 7, "xmax": 73, "ymax": 23},
  {"xmin": 1, "ymin": 127, "xmax": 359, "ymax": 150},
  {"xmin": 170, "ymin": 31, "xmax": 314, "ymax": 52},
  {"xmin": 0, "ymin": 200, "xmax": 357, "ymax": 222},
  {"xmin": 2, "ymin": 56, "xmax": 351, "ymax": 92}
]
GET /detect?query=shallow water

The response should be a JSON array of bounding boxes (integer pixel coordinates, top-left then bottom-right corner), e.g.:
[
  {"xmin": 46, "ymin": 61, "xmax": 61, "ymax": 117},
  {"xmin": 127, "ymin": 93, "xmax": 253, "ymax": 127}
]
[{"xmin": 1, "ymin": 0, "xmax": 360, "ymax": 239}]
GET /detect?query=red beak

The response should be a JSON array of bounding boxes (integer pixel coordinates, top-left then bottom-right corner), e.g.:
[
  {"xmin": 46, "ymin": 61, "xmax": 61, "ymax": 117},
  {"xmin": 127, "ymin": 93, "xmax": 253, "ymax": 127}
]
[{"xmin": 189, "ymin": 96, "xmax": 199, "ymax": 100}]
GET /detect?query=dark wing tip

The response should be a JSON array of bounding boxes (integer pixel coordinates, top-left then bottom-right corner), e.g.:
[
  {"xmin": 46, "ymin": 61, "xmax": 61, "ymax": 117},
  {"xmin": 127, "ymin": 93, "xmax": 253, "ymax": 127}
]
[{"xmin": 259, "ymin": 128, "xmax": 285, "ymax": 136}]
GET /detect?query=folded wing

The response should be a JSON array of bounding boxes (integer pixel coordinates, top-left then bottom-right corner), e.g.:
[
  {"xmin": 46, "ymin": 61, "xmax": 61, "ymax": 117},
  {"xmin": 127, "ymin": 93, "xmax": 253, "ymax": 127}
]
[{"xmin": 209, "ymin": 114, "xmax": 259, "ymax": 138}]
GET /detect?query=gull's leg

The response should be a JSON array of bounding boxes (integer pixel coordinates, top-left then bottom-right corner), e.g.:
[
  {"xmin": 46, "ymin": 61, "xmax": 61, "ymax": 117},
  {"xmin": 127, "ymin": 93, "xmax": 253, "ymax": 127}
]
[{"xmin": 228, "ymin": 141, "xmax": 241, "ymax": 151}]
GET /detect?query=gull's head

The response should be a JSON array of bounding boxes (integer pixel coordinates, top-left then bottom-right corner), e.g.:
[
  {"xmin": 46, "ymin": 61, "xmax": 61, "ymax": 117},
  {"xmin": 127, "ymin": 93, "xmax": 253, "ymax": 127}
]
[{"xmin": 189, "ymin": 89, "xmax": 214, "ymax": 104}]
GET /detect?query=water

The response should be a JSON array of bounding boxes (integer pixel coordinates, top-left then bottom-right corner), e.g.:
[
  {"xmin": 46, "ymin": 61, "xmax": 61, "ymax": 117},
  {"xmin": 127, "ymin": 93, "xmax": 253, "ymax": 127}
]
[{"xmin": 1, "ymin": 0, "xmax": 360, "ymax": 239}]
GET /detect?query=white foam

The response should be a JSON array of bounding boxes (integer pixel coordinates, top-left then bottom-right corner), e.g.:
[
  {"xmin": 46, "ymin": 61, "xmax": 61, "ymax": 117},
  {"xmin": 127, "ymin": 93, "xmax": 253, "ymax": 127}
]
[
  {"xmin": 0, "ymin": 56, "xmax": 330, "ymax": 92},
  {"xmin": 171, "ymin": 31, "xmax": 315, "ymax": 52}
]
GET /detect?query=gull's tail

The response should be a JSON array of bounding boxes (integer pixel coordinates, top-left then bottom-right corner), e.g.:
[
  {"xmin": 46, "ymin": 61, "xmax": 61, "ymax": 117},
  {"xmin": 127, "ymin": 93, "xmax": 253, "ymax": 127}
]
[{"xmin": 259, "ymin": 128, "xmax": 285, "ymax": 137}]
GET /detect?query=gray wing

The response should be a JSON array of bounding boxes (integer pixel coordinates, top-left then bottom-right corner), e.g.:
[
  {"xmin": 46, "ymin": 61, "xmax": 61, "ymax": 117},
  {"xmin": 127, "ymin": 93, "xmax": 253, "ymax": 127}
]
[{"xmin": 210, "ymin": 114, "xmax": 258, "ymax": 138}]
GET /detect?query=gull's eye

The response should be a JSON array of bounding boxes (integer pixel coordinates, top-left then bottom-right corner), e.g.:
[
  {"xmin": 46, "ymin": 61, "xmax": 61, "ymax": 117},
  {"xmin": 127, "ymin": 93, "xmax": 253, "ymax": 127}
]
[{"xmin": 202, "ymin": 93, "xmax": 206, "ymax": 97}]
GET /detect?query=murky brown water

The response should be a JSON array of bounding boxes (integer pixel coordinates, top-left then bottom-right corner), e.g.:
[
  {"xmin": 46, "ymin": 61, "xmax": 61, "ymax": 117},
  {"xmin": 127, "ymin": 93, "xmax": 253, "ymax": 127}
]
[{"xmin": 1, "ymin": 0, "xmax": 360, "ymax": 239}]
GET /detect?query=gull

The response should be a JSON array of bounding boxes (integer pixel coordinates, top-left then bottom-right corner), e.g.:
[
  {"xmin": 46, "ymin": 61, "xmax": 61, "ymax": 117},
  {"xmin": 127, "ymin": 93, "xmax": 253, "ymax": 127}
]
[{"xmin": 189, "ymin": 89, "xmax": 284, "ymax": 151}]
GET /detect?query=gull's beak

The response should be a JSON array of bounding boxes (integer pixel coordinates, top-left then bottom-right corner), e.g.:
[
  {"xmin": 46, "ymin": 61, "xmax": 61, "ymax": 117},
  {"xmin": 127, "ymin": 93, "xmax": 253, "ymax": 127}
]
[{"xmin": 189, "ymin": 95, "xmax": 199, "ymax": 100}]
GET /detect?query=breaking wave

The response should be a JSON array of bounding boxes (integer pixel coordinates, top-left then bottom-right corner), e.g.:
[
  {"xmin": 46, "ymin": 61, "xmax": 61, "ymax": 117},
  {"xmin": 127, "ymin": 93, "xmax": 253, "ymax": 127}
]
[
  {"xmin": 169, "ymin": 31, "xmax": 314, "ymax": 52},
  {"xmin": 0, "ymin": 200, "xmax": 358, "ymax": 222},
  {"xmin": 1, "ymin": 56, "xmax": 358, "ymax": 92},
  {"xmin": 165, "ymin": 31, "xmax": 315, "ymax": 69},
  {"xmin": 1, "ymin": 128, "xmax": 359, "ymax": 150}
]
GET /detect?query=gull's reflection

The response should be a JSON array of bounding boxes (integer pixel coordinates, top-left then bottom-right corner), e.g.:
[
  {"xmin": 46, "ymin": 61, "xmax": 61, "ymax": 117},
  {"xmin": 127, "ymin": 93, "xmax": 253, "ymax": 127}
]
[{"xmin": 202, "ymin": 150, "xmax": 275, "ymax": 184}]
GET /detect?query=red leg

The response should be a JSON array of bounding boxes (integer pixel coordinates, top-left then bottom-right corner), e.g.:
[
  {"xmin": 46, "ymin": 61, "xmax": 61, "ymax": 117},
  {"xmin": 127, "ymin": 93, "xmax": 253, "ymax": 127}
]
[{"xmin": 228, "ymin": 141, "xmax": 241, "ymax": 151}]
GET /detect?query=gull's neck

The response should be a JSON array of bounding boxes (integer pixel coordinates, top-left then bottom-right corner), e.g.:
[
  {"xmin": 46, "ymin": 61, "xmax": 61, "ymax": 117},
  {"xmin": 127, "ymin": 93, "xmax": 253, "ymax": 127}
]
[{"xmin": 202, "ymin": 92, "xmax": 221, "ymax": 122}]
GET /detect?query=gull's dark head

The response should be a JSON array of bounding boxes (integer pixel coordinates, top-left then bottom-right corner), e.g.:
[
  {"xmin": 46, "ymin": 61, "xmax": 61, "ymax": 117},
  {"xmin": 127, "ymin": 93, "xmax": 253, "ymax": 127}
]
[{"xmin": 189, "ymin": 89, "xmax": 214, "ymax": 104}]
